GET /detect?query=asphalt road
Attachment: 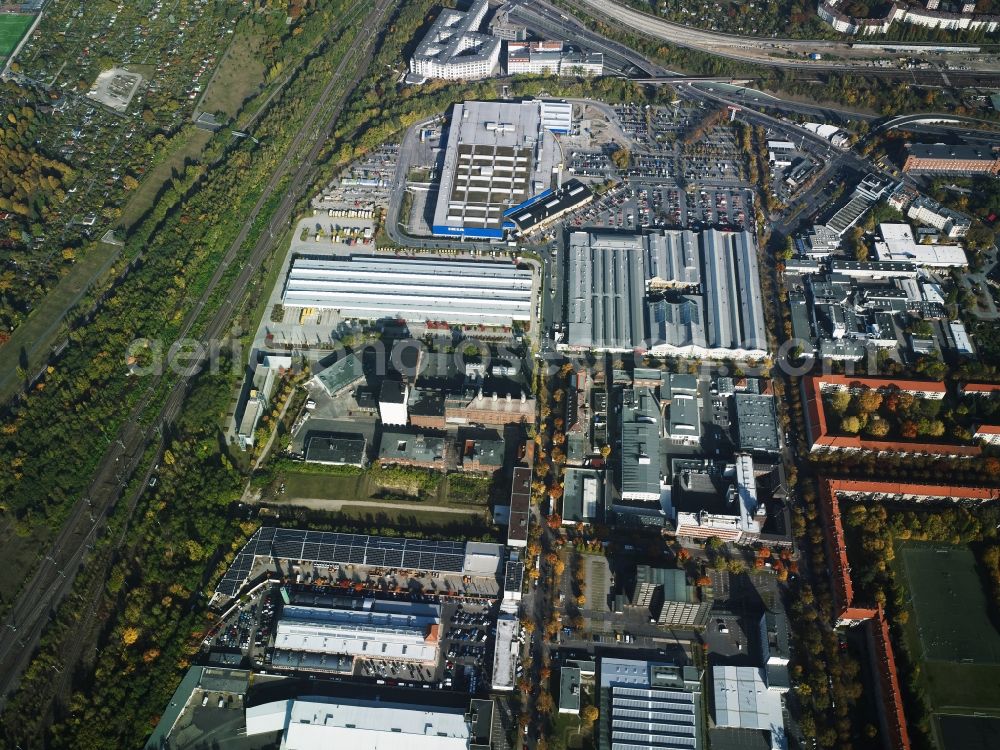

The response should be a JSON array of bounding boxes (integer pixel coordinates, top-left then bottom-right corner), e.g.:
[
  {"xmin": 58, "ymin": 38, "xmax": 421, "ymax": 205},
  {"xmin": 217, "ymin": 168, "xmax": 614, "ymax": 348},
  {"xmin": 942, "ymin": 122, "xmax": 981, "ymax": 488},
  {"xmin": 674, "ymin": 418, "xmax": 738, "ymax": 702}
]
[
  {"xmin": 568, "ymin": 0, "xmax": 1000, "ymax": 73},
  {"xmin": 506, "ymin": 0, "xmax": 671, "ymax": 77},
  {"xmin": 0, "ymin": 0, "xmax": 397, "ymax": 710}
]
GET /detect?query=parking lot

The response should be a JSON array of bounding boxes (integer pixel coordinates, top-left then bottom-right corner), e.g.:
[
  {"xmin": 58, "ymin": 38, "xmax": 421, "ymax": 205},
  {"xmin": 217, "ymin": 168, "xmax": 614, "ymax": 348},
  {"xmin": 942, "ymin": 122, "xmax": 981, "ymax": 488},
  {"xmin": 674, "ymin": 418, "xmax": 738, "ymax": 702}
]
[
  {"xmin": 687, "ymin": 187, "xmax": 753, "ymax": 229},
  {"xmin": 613, "ymin": 103, "xmax": 686, "ymax": 152},
  {"xmin": 567, "ymin": 148, "xmax": 618, "ymax": 180},
  {"xmin": 680, "ymin": 127, "xmax": 744, "ymax": 184},
  {"xmin": 558, "ymin": 182, "xmax": 752, "ymax": 234},
  {"xmin": 313, "ymin": 143, "xmax": 399, "ymax": 213}
]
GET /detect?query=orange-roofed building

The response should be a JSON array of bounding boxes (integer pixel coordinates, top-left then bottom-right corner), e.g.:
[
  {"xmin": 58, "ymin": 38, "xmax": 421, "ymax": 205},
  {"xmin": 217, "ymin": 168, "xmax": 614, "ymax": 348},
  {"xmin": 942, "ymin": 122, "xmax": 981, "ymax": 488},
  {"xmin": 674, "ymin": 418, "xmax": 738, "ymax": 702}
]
[
  {"xmin": 974, "ymin": 424, "xmax": 1000, "ymax": 446},
  {"xmin": 802, "ymin": 376, "xmax": 980, "ymax": 457}
]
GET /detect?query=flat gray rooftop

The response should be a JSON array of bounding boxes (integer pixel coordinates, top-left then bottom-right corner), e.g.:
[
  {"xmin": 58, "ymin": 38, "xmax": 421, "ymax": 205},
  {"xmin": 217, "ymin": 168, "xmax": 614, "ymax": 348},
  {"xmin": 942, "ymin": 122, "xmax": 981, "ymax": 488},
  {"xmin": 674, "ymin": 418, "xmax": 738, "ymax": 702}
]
[{"xmin": 734, "ymin": 393, "xmax": 779, "ymax": 452}]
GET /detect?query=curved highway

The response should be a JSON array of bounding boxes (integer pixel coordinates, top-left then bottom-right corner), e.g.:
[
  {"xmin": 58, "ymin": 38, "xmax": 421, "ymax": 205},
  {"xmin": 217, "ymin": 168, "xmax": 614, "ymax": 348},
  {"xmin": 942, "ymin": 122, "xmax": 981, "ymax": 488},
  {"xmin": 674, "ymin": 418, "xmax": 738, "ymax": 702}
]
[
  {"xmin": 563, "ymin": 0, "xmax": 1000, "ymax": 72},
  {"xmin": 877, "ymin": 112, "xmax": 1000, "ymax": 132}
]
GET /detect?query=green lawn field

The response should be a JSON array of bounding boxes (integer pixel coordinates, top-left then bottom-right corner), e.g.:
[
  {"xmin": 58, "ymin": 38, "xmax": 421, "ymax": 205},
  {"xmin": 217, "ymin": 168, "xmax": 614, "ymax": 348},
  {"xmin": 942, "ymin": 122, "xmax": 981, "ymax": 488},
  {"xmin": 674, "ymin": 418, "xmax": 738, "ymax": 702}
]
[
  {"xmin": 901, "ymin": 545, "xmax": 1000, "ymax": 664},
  {"xmin": 896, "ymin": 543, "xmax": 1000, "ymax": 750},
  {"xmin": 0, "ymin": 14, "xmax": 34, "ymax": 58}
]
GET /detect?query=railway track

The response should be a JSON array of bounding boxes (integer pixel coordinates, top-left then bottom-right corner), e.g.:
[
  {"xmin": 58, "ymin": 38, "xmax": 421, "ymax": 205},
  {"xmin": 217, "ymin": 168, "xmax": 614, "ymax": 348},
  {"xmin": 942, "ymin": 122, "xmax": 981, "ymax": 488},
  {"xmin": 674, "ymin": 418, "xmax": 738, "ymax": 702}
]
[{"xmin": 0, "ymin": 0, "xmax": 398, "ymax": 711}]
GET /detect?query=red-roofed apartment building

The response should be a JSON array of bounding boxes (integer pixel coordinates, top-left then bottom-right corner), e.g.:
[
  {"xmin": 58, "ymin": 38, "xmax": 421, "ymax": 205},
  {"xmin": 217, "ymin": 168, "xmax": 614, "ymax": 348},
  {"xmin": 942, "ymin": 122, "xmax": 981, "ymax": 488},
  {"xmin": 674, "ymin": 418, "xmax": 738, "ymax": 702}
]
[
  {"xmin": 802, "ymin": 376, "xmax": 981, "ymax": 456},
  {"xmin": 818, "ymin": 478, "xmax": 1000, "ymax": 750},
  {"xmin": 974, "ymin": 424, "xmax": 1000, "ymax": 446},
  {"xmin": 960, "ymin": 382, "xmax": 1000, "ymax": 397}
]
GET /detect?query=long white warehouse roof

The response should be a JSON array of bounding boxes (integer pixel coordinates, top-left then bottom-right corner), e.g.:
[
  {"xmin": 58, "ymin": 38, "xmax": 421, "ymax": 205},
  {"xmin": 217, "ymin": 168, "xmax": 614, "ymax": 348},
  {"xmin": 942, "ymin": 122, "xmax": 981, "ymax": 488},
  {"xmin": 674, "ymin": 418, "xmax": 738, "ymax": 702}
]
[
  {"xmin": 491, "ymin": 612, "xmax": 518, "ymax": 691},
  {"xmin": 282, "ymin": 255, "xmax": 533, "ymax": 324},
  {"xmin": 246, "ymin": 697, "xmax": 471, "ymax": 750},
  {"xmin": 275, "ymin": 603, "xmax": 441, "ymax": 662}
]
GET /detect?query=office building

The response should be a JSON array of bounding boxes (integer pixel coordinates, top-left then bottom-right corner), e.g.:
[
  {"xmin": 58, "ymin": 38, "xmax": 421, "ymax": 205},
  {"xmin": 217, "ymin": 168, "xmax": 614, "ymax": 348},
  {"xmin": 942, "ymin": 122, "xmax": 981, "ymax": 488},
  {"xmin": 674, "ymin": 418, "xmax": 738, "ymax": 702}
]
[
  {"xmin": 823, "ymin": 173, "xmax": 894, "ymax": 237},
  {"xmin": 507, "ymin": 466, "xmax": 531, "ymax": 547},
  {"xmin": 282, "ymin": 255, "xmax": 533, "ymax": 326},
  {"xmin": 379, "ymin": 380, "xmax": 409, "ymax": 426},
  {"xmin": 795, "ymin": 224, "xmax": 841, "ymax": 257},
  {"xmin": 410, "ymin": 0, "xmax": 501, "ymax": 80},
  {"xmin": 712, "ymin": 666, "xmax": 787, "ymax": 750},
  {"xmin": 489, "ymin": 5, "xmax": 527, "ymax": 40},
  {"xmin": 632, "ymin": 565, "xmax": 712, "ymax": 628},
  {"xmin": 312, "ymin": 352, "xmax": 365, "ymax": 398},
  {"xmin": 620, "ymin": 387, "xmax": 662, "ymax": 504},
  {"xmin": 460, "ymin": 436, "xmax": 504, "ymax": 471},
  {"xmin": 662, "ymin": 373, "xmax": 701, "ymax": 445},
  {"xmin": 672, "ymin": 455, "xmax": 765, "ymax": 544},
  {"xmin": 506, "ymin": 41, "xmax": 603, "ymax": 76},
  {"xmin": 503, "ymin": 559, "xmax": 524, "ymax": 605},
  {"xmin": 491, "ymin": 612, "xmax": 519, "ymax": 691},
  {"xmin": 759, "ymin": 609, "xmax": 791, "ymax": 693},
  {"xmin": 906, "ymin": 195, "xmax": 971, "ymax": 238},
  {"xmin": 446, "ymin": 389, "xmax": 536, "ymax": 426},
  {"xmin": 948, "ymin": 320, "xmax": 975, "ymax": 356},
  {"xmin": 562, "ymin": 468, "xmax": 603, "ymax": 524},
  {"xmin": 305, "ymin": 433, "xmax": 367, "ymax": 467},
  {"xmin": 782, "ymin": 256, "xmax": 949, "ymax": 363},
  {"xmin": 873, "ymin": 223, "xmax": 967, "ymax": 268},
  {"xmin": 902, "ymin": 143, "xmax": 1000, "ymax": 174},
  {"xmin": 559, "ymin": 666, "xmax": 582, "ymax": 714},
  {"xmin": 378, "ymin": 430, "xmax": 447, "ymax": 469},
  {"xmin": 235, "ymin": 354, "xmax": 293, "ymax": 450},
  {"xmin": 734, "ymin": 393, "xmax": 780, "ymax": 454},
  {"xmin": 213, "ymin": 527, "xmax": 502, "ymax": 603}
]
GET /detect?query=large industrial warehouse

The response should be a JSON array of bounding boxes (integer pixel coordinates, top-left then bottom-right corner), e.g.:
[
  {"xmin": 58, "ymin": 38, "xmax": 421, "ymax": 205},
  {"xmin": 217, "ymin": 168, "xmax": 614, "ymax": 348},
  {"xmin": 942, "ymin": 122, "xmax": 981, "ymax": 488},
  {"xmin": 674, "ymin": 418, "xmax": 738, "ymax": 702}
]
[
  {"xmin": 247, "ymin": 697, "xmax": 473, "ymax": 750},
  {"xmin": 431, "ymin": 99, "xmax": 571, "ymax": 238},
  {"xmin": 564, "ymin": 229, "xmax": 768, "ymax": 359},
  {"xmin": 564, "ymin": 232, "xmax": 647, "ymax": 351},
  {"xmin": 281, "ymin": 255, "xmax": 533, "ymax": 326},
  {"xmin": 274, "ymin": 600, "xmax": 442, "ymax": 665}
]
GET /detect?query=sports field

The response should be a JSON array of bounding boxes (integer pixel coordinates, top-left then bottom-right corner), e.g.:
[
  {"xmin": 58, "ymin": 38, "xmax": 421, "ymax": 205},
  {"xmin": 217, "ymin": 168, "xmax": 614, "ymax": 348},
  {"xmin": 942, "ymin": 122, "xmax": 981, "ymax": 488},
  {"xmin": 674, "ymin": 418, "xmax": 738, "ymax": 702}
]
[
  {"xmin": 0, "ymin": 13, "xmax": 34, "ymax": 58},
  {"xmin": 900, "ymin": 545, "xmax": 1000, "ymax": 664},
  {"xmin": 936, "ymin": 715, "xmax": 1000, "ymax": 750},
  {"xmin": 897, "ymin": 543, "xmax": 1000, "ymax": 749}
]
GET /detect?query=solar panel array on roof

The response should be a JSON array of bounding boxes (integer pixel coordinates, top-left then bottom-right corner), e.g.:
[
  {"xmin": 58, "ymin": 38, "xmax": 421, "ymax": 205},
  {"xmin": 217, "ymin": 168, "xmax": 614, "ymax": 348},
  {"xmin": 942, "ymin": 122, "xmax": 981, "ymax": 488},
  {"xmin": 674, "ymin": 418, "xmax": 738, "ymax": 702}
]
[{"xmin": 214, "ymin": 527, "xmax": 471, "ymax": 599}]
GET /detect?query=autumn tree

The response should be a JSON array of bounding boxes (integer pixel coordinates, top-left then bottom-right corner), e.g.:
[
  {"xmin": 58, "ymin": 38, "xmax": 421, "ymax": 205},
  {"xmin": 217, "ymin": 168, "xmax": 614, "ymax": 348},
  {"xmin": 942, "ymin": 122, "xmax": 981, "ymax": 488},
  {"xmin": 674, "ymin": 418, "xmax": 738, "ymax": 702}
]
[
  {"xmin": 828, "ymin": 390, "xmax": 852, "ymax": 414},
  {"xmin": 856, "ymin": 389, "xmax": 883, "ymax": 414},
  {"xmin": 610, "ymin": 146, "xmax": 630, "ymax": 170},
  {"xmin": 536, "ymin": 692, "xmax": 555, "ymax": 714},
  {"xmin": 840, "ymin": 416, "xmax": 861, "ymax": 434}
]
